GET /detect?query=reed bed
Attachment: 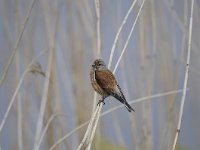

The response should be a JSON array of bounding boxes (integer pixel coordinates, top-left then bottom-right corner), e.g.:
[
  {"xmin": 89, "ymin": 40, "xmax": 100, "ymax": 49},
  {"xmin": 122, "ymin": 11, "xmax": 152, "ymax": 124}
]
[{"xmin": 0, "ymin": 0, "xmax": 199, "ymax": 150}]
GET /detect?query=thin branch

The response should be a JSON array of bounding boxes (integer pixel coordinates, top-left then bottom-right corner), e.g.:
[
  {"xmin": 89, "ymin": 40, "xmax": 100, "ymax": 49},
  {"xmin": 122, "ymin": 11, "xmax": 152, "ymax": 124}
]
[
  {"xmin": 33, "ymin": 50, "xmax": 54, "ymax": 150},
  {"xmin": 95, "ymin": 0, "xmax": 101, "ymax": 58},
  {"xmin": 77, "ymin": 107, "xmax": 99, "ymax": 150},
  {"xmin": 17, "ymin": 92, "xmax": 23, "ymax": 150},
  {"xmin": 92, "ymin": 92, "xmax": 98, "ymax": 113},
  {"xmin": 113, "ymin": 0, "xmax": 146, "ymax": 73},
  {"xmin": 171, "ymin": 0, "xmax": 194, "ymax": 149},
  {"xmin": 162, "ymin": 0, "xmax": 198, "ymax": 54},
  {"xmin": 37, "ymin": 114, "xmax": 66, "ymax": 149},
  {"xmin": 81, "ymin": 0, "xmax": 101, "ymax": 148},
  {"xmin": 108, "ymin": 0, "xmax": 137, "ymax": 69},
  {"xmin": 49, "ymin": 121, "xmax": 89, "ymax": 150},
  {"xmin": 180, "ymin": 0, "xmax": 188, "ymax": 63},
  {"xmin": 16, "ymin": 52, "xmax": 23, "ymax": 150},
  {"xmin": 0, "ymin": 50, "xmax": 47, "ymax": 134},
  {"xmin": 101, "ymin": 89, "xmax": 189, "ymax": 115},
  {"xmin": 85, "ymin": 104, "xmax": 103, "ymax": 150},
  {"xmin": 92, "ymin": 0, "xmax": 101, "ymax": 113},
  {"xmin": 49, "ymin": 89, "xmax": 186, "ymax": 150},
  {"xmin": 0, "ymin": 0, "xmax": 38, "ymax": 86},
  {"xmin": 33, "ymin": 1, "xmax": 58, "ymax": 148}
]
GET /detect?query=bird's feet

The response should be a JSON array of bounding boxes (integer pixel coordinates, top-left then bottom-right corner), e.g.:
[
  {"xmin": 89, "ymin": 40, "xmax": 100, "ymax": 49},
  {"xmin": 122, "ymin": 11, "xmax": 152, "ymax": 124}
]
[{"xmin": 97, "ymin": 99, "xmax": 105, "ymax": 106}]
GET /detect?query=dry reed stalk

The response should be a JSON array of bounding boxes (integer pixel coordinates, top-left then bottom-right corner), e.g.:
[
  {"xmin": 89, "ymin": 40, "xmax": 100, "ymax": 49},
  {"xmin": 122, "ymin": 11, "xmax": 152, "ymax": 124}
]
[
  {"xmin": 37, "ymin": 114, "xmax": 66, "ymax": 149},
  {"xmin": 33, "ymin": 51, "xmax": 53, "ymax": 150},
  {"xmin": 85, "ymin": 104, "xmax": 103, "ymax": 150},
  {"xmin": 84, "ymin": 0, "xmax": 102, "ymax": 149},
  {"xmin": 92, "ymin": 93, "xmax": 98, "ymax": 115},
  {"xmin": 77, "ymin": 107, "xmax": 99, "ymax": 150},
  {"xmin": 139, "ymin": 4, "xmax": 153, "ymax": 149},
  {"xmin": 93, "ymin": 14, "xmax": 102, "ymax": 143},
  {"xmin": 0, "ymin": 50, "xmax": 47, "ymax": 134},
  {"xmin": 92, "ymin": 0, "xmax": 101, "ymax": 113},
  {"xmin": 16, "ymin": 52, "xmax": 23, "ymax": 150},
  {"xmin": 180, "ymin": 0, "xmax": 188, "ymax": 64},
  {"xmin": 163, "ymin": 0, "xmax": 199, "ymax": 53},
  {"xmin": 49, "ymin": 122, "xmax": 89, "ymax": 150},
  {"xmin": 55, "ymin": 53, "xmax": 73, "ymax": 150},
  {"xmin": 0, "ymin": 0, "xmax": 37, "ymax": 86},
  {"xmin": 77, "ymin": 0, "xmax": 102, "ymax": 149},
  {"xmin": 171, "ymin": 0, "xmax": 194, "ymax": 149},
  {"xmin": 113, "ymin": 0, "xmax": 146, "ymax": 73},
  {"xmin": 95, "ymin": 0, "xmax": 101, "ymax": 58},
  {"xmin": 33, "ymin": 1, "xmax": 58, "ymax": 148},
  {"xmin": 111, "ymin": 3, "xmax": 127, "ymax": 146},
  {"xmin": 78, "ymin": 1, "xmax": 146, "ymax": 149},
  {"xmin": 108, "ymin": 0, "xmax": 137, "ymax": 69},
  {"xmin": 48, "ymin": 89, "xmax": 186, "ymax": 150},
  {"xmin": 171, "ymin": 0, "xmax": 178, "ymax": 61}
]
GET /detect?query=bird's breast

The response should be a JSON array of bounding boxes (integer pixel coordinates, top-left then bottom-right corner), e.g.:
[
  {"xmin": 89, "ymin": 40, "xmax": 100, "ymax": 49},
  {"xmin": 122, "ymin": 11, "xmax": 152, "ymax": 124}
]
[{"xmin": 90, "ymin": 70, "xmax": 108, "ymax": 97}]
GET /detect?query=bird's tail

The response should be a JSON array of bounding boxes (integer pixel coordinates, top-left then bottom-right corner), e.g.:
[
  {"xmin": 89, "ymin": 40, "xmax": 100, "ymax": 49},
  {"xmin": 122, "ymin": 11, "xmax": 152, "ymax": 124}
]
[
  {"xmin": 124, "ymin": 101, "xmax": 135, "ymax": 112},
  {"xmin": 113, "ymin": 85, "xmax": 135, "ymax": 112}
]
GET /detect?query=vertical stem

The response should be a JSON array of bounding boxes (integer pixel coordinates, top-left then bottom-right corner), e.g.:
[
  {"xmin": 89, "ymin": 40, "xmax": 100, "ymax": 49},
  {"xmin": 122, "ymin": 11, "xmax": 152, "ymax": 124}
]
[
  {"xmin": 171, "ymin": 0, "xmax": 194, "ymax": 149},
  {"xmin": 33, "ymin": 50, "xmax": 53, "ymax": 150},
  {"xmin": 16, "ymin": 52, "xmax": 23, "ymax": 150},
  {"xmin": 113, "ymin": 0, "xmax": 146, "ymax": 74},
  {"xmin": 85, "ymin": 104, "xmax": 103, "ymax": 150},
  {"xmin": 77, "ymin": 107, "xmax": 99, "ymax": 150},
  {"xmin": 33, "ymin": 0, "xmax": 57, "ymax": 149},
  {"xmin": 108, "ymin": 0, "xmax": 137, "ymax": 69},
  {"xmin": 92, "ymin": 0, "xmax": 101, "ymax": 112},
  {"xmin": 0, "ymin": 0, "xmax": 37, "ymax": 86},
  {"xmin": 0, "ymin": 69, "xmax": 28, "ymax": 133},
  {"xmin": 95, "ymin": 0, "xmax": 101, "ymax": 58}
]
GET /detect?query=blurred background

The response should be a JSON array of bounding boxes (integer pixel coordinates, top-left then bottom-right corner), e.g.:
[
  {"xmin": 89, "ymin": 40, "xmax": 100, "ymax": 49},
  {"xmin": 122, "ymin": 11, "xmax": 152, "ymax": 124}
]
[{"xmin": 0, "ymin": 0, "xmax": 200, "ymax": 149}]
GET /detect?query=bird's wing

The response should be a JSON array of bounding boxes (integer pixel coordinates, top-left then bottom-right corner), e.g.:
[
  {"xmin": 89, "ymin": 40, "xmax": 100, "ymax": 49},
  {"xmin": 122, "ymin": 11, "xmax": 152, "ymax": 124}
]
[
  {"xmin": 95, "ymin": 70, "xmax": 135, "ymax": 112},
  {"xmin": 95, "ymin": 70, "xmax": 127, "ymax": 103},
  {"xmin": 95, "ymin": 70, "xmax": 118, "ymax": 95}
]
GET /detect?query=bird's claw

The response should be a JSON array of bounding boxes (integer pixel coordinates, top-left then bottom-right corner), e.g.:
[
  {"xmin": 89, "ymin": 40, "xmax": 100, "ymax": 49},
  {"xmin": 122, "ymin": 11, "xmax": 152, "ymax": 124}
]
[{"xmin": 97, "ymin": 100, "xmax": 105, "ymax": 106}]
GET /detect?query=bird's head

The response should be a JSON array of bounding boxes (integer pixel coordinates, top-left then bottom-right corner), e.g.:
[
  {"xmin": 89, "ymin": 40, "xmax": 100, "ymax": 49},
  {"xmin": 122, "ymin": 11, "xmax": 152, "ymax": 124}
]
[{"xmin": 92, "ymin": 59, "xmax": 107, "ymax": 70}]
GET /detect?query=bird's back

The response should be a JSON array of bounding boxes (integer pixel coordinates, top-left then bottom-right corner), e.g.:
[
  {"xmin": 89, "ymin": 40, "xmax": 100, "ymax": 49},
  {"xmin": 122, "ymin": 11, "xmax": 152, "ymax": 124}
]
[{"xmin": 95, "ymin": 69, "xmax": 118, "ymax": 95}]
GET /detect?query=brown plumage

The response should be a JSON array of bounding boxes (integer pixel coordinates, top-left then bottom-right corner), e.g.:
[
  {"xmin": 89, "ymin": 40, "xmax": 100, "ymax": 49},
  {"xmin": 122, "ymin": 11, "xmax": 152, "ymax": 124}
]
[
  {"xmin": 90, "ymin": 69, "xmax": 108, "ymax": 98},
  {"xmin": 90, "ymin": 59, "xmax": 135, "ymax": 112}
]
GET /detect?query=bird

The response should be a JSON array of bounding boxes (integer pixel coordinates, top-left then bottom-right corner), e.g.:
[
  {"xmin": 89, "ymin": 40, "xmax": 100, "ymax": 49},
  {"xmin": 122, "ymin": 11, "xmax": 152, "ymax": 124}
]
[{"xmin": 90, "ymin": 59, "xmax": 135, "ymax": 112}]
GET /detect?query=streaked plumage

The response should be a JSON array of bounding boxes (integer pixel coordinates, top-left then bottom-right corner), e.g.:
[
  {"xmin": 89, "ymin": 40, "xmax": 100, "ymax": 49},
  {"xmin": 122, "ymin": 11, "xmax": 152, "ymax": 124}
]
[{"xmin": 90, "ymin": 59, "xmax": 135, "ymax": 112}]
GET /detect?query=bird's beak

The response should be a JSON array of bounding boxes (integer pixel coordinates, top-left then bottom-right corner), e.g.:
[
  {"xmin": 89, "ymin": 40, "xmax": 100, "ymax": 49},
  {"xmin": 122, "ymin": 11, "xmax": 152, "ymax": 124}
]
[{"xmin": 92, "ymin": 64, "xmax": 95, "ymax": 67}]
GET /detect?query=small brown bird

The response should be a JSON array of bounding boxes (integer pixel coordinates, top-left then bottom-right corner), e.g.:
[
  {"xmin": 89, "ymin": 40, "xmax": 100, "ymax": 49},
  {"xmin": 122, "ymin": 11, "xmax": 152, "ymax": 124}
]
[{"xmin": 90, "ymin": 59, "xmax": 135, "ymax": 112}]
